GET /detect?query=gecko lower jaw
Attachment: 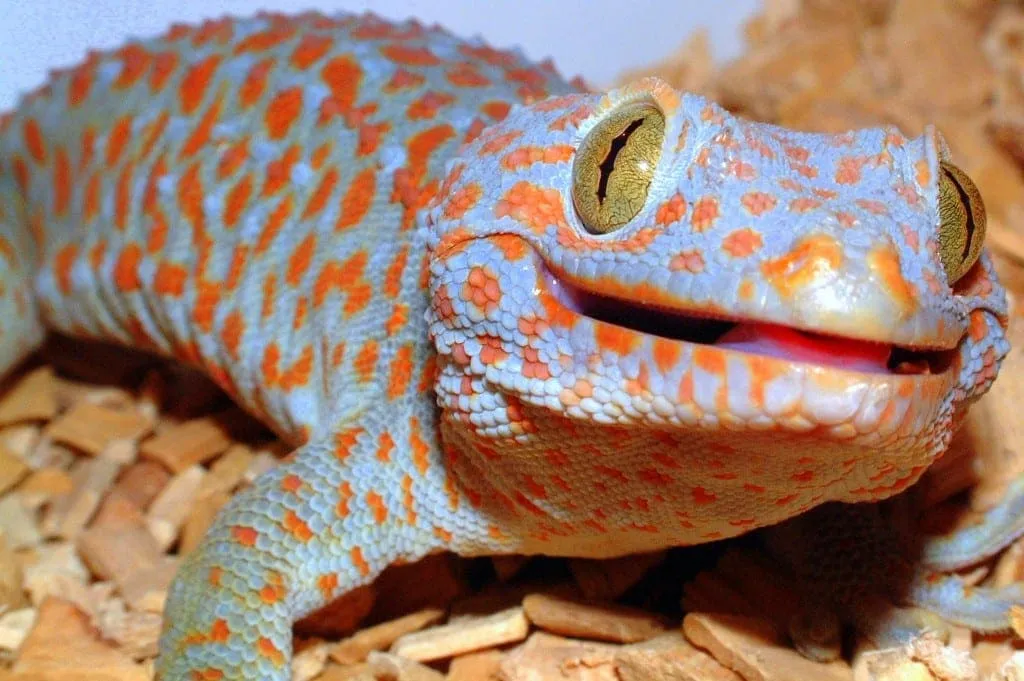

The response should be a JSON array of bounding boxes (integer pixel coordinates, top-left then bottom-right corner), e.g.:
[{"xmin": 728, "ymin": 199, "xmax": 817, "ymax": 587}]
[{"xmin": 544, "ymin": 267, "xmax": 957, "ymax": 377}]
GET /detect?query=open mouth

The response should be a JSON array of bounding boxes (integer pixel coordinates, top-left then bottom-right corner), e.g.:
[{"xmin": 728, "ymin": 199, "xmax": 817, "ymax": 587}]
[{"xmin": 549, "ymin": 272, "xmax": 955, "ymax": 376}]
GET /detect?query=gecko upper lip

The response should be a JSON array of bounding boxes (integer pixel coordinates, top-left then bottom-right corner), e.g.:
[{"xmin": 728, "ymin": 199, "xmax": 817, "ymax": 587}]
[{"xmin": 545, "ymin": 268, "xmax": 955, "ymax": 376}]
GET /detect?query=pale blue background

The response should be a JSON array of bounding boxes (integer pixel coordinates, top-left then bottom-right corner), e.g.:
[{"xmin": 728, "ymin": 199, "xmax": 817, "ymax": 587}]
[{"xmin": 0, "ymin": 0, "xmax": 760, "ymax": 110}]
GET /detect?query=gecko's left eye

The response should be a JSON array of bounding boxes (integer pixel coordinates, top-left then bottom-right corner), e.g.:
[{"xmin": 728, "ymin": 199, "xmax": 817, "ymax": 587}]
[
  {"xmin": 572, "ymin": 102, "xmax": 665, "ymax": 235},
  {"xmin": 937, "ymin": 161, "xmax": 986, "ymax": 284}
]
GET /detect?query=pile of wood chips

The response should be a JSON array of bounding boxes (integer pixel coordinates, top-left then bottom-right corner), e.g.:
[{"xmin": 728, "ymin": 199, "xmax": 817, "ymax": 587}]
[{"xmin": 4, "ymin": 0, "xmax": 1024, "ymax": 679}]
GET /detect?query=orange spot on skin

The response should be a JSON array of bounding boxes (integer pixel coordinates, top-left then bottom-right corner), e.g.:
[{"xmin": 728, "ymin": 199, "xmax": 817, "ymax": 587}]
[
  {"xmin": 224, "ymin": 175, "xmax": 253, "ymax": 228},
  {"xmin": 179, "ymin": 55, "xmax": 222, "ymax": 114},
  {"xmin": 336, "ymin": 168, "xmax": 376, "ymax": 230},
  {"xmin": 23, "ymin": 118, "xmax": 46, "ymax": 163},
  {"xmin": 154, "ymin": 262, "xmax": 187, "ymax": 297},
  {"xmin": 741, "ymin": 191, "xmax": 778, "ymax": 216},
  {"xmin": 656, "ymin": 193, "xmax": 687, "ymax": 225},
  {"xmin": 387, "ymin": 344, "xmax": 414, "ymax": 400},
  {"xmin": 464, "ymin": 266, "xmax": 502, "ymax": 316},
  {"xmin": 722, "ymin": 228, "xmax": 763, "ymax": 258},
  {"xmin": 407, "ymin": 90, "xmax": 456, "ymax": 119},
  {"xmin": 113, "ymin": 44, "xmax": 151, "ymax": 89},
  {"xmin": 105, "ymin": 115, "xmax": 133, "ymax": 166},
  {"xmin": 283, "ymin": 510, "xmax": 313, "ymax": 542},
  {"xmin": 354, "ymin": 341, "xmax": 378, "ymax": 383},
  {"xmin": 313, "ymin": 250, "xmax": 370, "ymax": 314},
  {"xmin": 652, "ymin": 338, "xmax": 681, "ymax": 374},
  {"xmin": 256, "ymin": 194, "xmax": 294, "ymax": 255},
  {"xmin": 180, "ymin": 96, "xmax": 223, "ymax": 159},
  {"xmin": 480, "ymin": 130, "xmax": 522, "ymax": 155},
  {"xmin": 381, "ymin": 44, "xmax": 439, "ymax": 66},
  {"xmin": 221, "ymin": 309, "xmax": 244, "ymax": 361},
  {"xmin": 232, "ymin": 526, "xmax": 258, "ymax": 547},
  {"xmin": 442, "ymin": 182, "xmax": 483, "ymax": 220},
  {"xmin": 383, "ymin": 246, "xmax": 409, "ymax": 298},
  {"xmin": 690, "ymin": 196, "xmax": 720, "ymax": 232},
  {"xmin": 868, "ymin": 246, "xmax": 918, "ymax": 316},
  {"xmin": 351, "ymin": 546, "xmax": 370, "ymax": 577},
  {"xmin": 113, "ymin": 243, "xmax": 143, "ymax": 292},
  {"xmin": 257, "ymin": 637, "xmax": 286, "ymax": 666},
  {"xmin": 410, "ymin": 417, "xmax": 431, "ymax": 475},
  {"xmin": 367, "ymin": 490, "xmax": 388, "ymax": 524},
  {"xmin": 317, "ymin": 573, "xmax": 338, "ymax": 601},
  {"xmin": 114, "ymin": 162, "xmax": 134, "ymax": 230},
  {"xmin": 302, "ymin": 168, "xmax": 339, "ymax": 219},
  {"xmin": 262, "ymin": 146, "xmax": 301, "ymax": 197},
  {"xmin": 319, "ymin": 55, "xmax": 362, "ymax": 122},
  {"xmin": 694, "ymin": 347, "xmax": 726, "ymax": 375},
  {"xmin": 278, "ymin": 345, "xmax": 314, "ymax": 390},
  {"xmin": 291, "ymin": 34, "xmax": 333, "ymax": 69},
  {"xmin": 234, "ymin": 27, "xmax": 296, "ymax": 54},
  {"xmin": 594, "ymin": 324, "xmax": 640, "ymax": 356},
  {"xmin": 264, "ymin": 87, "xmax": 303, "ymax": 140},
  {"xmin": 68, "ymin": 57, "xmax": 97, "ymax": 107},
  {"xmin": 53, "ymin": 147, "xmax": 70, "ymax": 216},
  {"xmin": 500, "ymin": 144, "xmax": 574, "ymax": 170},
  {"xmin": 53, "ymin": 244, "xmax": 77, "ymax": 295},
  {"xmin": 148, "ymin": 51, "xmax": 178, "ymax": 92},
  {"xmin": 259, "ymin": 575, "xmax": 286, "ymax": 604},
  {"xmin": 761, "ymin": 234, "xmax": 843, "ymax": 300},
  {"xmin": 286, "ymin": 234, "xmax": 317, "ymax": 287},
  {"xmin": 240, "ymin": 58, "xmax": 273, "ymax": 107},
  {"xmin": 494, "ymin": 181, "xmax": 568, "ymax": 233}
]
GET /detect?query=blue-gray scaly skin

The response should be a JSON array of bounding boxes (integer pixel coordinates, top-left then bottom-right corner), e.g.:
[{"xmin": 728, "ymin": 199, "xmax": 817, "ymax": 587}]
[{"xmin": 0, "ymin": 10, "xmax": 1012, "ymax": 680}]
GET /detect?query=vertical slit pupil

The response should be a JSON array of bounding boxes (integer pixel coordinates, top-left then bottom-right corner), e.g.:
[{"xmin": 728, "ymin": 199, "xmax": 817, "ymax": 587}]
[
  {"xmin": 596, "ymin": 118, "xmax": 645, "ymax": 204},
  {"xmin": 945, "ymin": 168, "xmax": 976, "ymax": 260}
]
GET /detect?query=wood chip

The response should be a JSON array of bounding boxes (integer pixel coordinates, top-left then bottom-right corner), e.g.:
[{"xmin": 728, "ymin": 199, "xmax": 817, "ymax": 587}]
[
  {"xmin": 366, "ymin": 650, "xmax": 446, "ymax": 681},
  {"xmin": 198, "ymin": 443, "xmax": 254, "ymax": 497},
  {"xmin": 45, "ymin": 401, "xmax": 152, "ymax": 456},
  {"xmin": 0, "ymin": 367, "xmax": 58, "ymax": 426},
  {"xmin": 140, "ymin": 416, "xmax": 232, "ymax": 472},
  {"xmin": 683, "ymin": 613, "xmax": 853, "ymax": 681},
  {"xmin": 0, "ymin": 493, "xmax": 42, "ymax": 550},
  {"xmin": 178, "ymin": 488, "xmax": 229, "ymax": 556},
  {"xmin": 13, "ymin": 597, "xmax": 148, "ymax": 680},
  {"xmin": 15, "ymin": 466, "xmax": 74, "ymax": 509},
  {"xmin": 390, "ymin": 606, "xmax": 529, "ymax": 662},
  {"xmin": 522, "ymin": 592, "xmax": 669, "ymax": 643},
  {"xmin": 498, "ymin": 631, "xmax": 619, "ymax": 681},
  {"xmin": 145, "ymin": 464, "xmax": 205, "ymax": 550},
  {"xmin": 446, "ymin": 649, "xmax": 503, "ymax": 681},
  {"xmin": 330, "ymin": 608, "xmax": 445, "ymax": 665},
  {"xmin": 0, "ymin": 607, "xmax": 36, "ymax": 652},
  {"xmin": 0, "ymin": 530, "xmax": 26, "ymax": 611},
  {"xmin": 40, "ymin": 456, "xmax": 122, "ymax": 539},
  {"xmin": 0, "ymin": 443, "xmax": 28, "ymax": 496},
  {"xmin": 614, "ymin": 631, "xmax": 743, "ymax": 681}
]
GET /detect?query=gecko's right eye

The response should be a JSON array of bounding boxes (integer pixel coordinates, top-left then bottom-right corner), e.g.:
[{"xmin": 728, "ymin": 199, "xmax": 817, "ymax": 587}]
[
  {"xmin": 571, "ymin": 102, "xmax": 665, "ymax": 235},
  {"xmin": 937, "ymin": 161, "xmax": 986, "ymax": 284}
]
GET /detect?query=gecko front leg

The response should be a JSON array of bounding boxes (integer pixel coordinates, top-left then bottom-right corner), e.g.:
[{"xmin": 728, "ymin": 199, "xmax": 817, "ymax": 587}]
[{"xmin": 156, "ymin": 411, "xmax": 446, "ymax": 681}]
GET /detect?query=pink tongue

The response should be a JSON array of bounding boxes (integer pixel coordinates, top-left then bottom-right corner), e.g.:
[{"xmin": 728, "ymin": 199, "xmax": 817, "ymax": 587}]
[{"xmin": 715, "ymin": 323, "xmax": 892, "ymax": 373}]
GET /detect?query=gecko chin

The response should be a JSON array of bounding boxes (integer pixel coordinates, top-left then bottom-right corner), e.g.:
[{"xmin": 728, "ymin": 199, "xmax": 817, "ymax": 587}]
[{"xmin": 543, "ymin": 267, "xmax": 958, "ymax": 378}]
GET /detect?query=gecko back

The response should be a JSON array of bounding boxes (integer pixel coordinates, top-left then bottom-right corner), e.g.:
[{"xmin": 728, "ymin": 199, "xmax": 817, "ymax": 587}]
[{"xmin": 0, "ymin": 11, "xmax": 576, "ymax": 439}]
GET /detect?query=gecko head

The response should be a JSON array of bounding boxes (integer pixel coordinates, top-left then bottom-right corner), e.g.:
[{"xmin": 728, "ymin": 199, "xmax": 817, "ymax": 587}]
[{"xmin": 423, "ymin": 77, "xmax": 1008, "ymax": 474}]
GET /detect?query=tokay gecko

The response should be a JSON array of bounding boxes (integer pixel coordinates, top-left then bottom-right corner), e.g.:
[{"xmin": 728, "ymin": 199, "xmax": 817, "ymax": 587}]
[{"xmin": 0, "ymin": 10, "xmax": 1018, "ymax": 679}]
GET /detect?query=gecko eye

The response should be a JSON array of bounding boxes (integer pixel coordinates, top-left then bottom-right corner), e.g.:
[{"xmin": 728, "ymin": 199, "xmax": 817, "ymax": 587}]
[
  {"xmin": 572, "ymin": 102, "xmax": 665, "ymax": 235},
  {"xmin": 937, "ymin": 161, "xmax": 986, "ymax": 284}
]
